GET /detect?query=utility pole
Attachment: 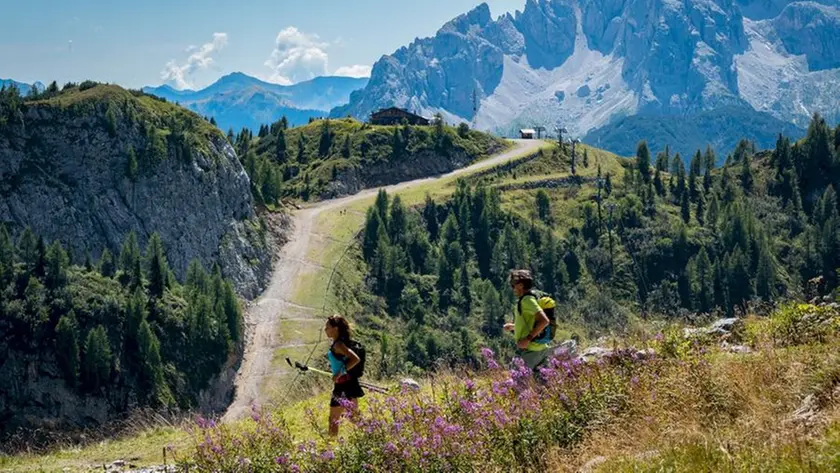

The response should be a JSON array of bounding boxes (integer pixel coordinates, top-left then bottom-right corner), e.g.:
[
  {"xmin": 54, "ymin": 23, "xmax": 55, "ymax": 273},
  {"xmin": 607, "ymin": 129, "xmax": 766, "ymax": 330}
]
[
  {"xmin": 534, "ymin": 126, "xmax": 546, "ymax": 140},
  {"xmin": 555, "ymin": 126, "xmax": 567, "ymax": 154}
]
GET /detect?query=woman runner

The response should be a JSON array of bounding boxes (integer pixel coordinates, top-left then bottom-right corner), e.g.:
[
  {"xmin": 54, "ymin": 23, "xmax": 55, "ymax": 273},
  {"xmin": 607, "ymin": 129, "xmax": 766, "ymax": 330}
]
[{"xmin": 324, "ymin": 315, "xmax": 364, "ymax": 436}]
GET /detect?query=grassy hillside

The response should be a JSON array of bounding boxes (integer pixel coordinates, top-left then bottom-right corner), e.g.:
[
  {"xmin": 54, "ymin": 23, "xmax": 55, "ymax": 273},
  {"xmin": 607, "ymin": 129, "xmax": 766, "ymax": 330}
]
[
  {"xmin": 232, "ymin": 117, "xmax": 508, "ymax": 203},
  {"xmin": 39, "ymin": 303, "xmax": 831, "ymax": 473},
  {"xmin": 333, "ymin": 114, "xmax": 840, "ymax": 382}
]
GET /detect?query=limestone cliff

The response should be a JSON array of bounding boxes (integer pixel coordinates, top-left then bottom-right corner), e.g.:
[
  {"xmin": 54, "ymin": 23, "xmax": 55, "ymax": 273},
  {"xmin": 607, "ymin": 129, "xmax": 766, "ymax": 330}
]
[{"xmin": 0, "ymin": 85, "xmax": 273, "ymax": 299}]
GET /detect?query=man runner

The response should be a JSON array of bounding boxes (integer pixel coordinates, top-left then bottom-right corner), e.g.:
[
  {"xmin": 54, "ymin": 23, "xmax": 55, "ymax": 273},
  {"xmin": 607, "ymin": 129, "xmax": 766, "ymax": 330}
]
[{"xmin": 504, "ymin": 269, "xmax": 551, "ymax": 371}]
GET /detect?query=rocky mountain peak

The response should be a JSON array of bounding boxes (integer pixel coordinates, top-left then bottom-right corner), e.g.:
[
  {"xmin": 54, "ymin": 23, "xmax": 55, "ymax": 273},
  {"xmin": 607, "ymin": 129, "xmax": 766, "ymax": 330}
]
[
  {"xmin": 439, "ymin": 2, "xmax": 493, "ymax": 35},
  {"xmin": 331, "ymin": 0, "xmax": 840, "ymax": 155}
]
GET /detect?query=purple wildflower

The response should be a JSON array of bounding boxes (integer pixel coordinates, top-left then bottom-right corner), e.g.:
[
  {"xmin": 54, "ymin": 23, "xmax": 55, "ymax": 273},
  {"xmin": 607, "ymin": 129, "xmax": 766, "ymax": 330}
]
[
  {"xmin": 276, "ymin": 455, "xmax": 289, "ymax": 465},
  {"xmin": 321, "ymin": 450, "xmax": 335, "ymax": 461},
  {"xmin": 195, "ymin": 415, "xmax": 208, "ymax": 429},
  {"xmin": 480, "ymin": 347, "xmax": 495, "ymax": 359}
]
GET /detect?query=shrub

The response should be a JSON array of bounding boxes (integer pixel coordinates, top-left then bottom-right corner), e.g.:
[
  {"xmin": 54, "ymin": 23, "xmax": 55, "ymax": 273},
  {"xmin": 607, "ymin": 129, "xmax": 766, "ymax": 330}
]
[{"xmin": 768, "ymin": 303, "xmax": 839, "ymax": 347}]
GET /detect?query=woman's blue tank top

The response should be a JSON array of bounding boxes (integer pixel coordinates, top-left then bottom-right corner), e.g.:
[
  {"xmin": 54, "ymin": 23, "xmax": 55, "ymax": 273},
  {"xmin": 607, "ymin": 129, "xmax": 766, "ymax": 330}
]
[{"xmin": 327, "ymin": 343, "xmax": 346, "ymax": 376}]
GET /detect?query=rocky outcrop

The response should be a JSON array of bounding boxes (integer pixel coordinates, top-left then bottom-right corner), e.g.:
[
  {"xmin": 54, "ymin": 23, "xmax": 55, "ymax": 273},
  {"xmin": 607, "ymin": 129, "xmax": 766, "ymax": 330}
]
[
  {"xmin": 321, "ymin": 148, "xmax": 493, "ymax": 199},
  {"xmin": 774, "ymin": 2, "xmax": 840, "ymax": 71},
  {"xmin": 0, "ymin": 87, "xmax": 272, "ymax": 299}
]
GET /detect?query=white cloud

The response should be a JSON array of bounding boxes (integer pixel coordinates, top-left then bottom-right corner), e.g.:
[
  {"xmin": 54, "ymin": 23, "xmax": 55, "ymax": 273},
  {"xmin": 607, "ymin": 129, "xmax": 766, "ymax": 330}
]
[
  {"xmin": 334, "ymin": 64, "xmax": 372, "ymax": 78},
  {"xmin": 162, "ymin": 32, "xmax": 228, "ymax": 90},
  {"xmin": 264, "ymin": 27, "xmax": 330, "ymax": 85}
]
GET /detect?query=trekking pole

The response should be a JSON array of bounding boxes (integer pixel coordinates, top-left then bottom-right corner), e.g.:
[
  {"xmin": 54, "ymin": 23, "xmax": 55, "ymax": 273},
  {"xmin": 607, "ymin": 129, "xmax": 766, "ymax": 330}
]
[{"xmin": 285, "ymin": 358, "xmax": 390, "ymax": 394}]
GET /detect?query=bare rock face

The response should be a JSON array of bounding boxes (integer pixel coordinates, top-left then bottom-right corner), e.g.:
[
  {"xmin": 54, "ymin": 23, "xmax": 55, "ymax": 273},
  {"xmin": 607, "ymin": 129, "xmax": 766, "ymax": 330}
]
[
  {"xmin": 0, "ymin": 87, "xmax": 272, "ymax": 299},
  {"xmin": 774, "ymin": 2, "xmax": 840, "ymax": 71}
]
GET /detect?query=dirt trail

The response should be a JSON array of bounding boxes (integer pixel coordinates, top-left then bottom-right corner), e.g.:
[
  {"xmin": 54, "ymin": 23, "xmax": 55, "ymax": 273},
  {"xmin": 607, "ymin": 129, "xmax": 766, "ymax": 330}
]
[{"xmin": 222, "ymin": 139, "xmax": 544, "ymax": 422}]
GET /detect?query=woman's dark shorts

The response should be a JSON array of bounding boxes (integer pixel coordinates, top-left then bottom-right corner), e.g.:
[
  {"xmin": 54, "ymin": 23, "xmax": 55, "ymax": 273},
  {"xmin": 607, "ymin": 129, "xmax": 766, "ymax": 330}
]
[{"xmin": 330, "ymin": 378, "xmax": 365, "ymax": 407}]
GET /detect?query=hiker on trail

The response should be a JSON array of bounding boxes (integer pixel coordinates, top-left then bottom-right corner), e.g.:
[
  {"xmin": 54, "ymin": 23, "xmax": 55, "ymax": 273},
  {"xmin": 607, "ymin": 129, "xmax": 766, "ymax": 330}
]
[
  {"xmin": 324, "ymin": 315, "xmax": 365, "ymax": 436},
  {"xmin": 504, "ymin": 269, "xmax": 553, "ymax": 372}
]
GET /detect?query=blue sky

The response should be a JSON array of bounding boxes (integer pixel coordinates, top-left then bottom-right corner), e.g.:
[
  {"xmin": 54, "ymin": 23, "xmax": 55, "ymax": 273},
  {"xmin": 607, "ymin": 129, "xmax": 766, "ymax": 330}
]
[{"xmin": 0, "ymin": 0, "xmax": 524, "ymax": 90}]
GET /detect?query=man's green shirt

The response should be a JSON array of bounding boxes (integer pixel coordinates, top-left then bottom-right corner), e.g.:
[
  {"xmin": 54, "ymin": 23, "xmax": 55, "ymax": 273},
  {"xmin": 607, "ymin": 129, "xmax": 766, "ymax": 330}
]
[{"xmin": 514, "ymin": 294, "xmax": 549, "ymax": 352}]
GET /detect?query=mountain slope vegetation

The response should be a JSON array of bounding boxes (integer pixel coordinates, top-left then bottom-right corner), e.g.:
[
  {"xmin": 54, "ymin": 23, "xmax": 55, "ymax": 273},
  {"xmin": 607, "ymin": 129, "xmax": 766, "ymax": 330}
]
[
  {"xmin": 232, "ymin": 117, "xmax": 507, "ymax": 203},
  {"xmin": 0, "ymin": 81, "xmax": 273, "ymax": 449},
  {"xmin": 0, "ymin": 228, "xmax": 243, "ymax": 449},
  {"xmin": 334, "ymin": 113, "xmax": 840, "ymax": 377}
]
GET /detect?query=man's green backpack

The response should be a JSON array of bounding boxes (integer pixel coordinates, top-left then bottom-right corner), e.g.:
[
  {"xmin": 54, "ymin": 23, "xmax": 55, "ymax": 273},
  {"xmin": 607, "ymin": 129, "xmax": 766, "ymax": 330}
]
[{"xmin": 517, "ymin": 289, "xmax": 558, "ymax": 343}]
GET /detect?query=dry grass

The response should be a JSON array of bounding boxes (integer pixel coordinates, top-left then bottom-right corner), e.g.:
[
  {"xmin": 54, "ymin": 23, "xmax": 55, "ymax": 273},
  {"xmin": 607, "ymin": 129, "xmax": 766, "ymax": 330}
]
[{"xmin": 547, "ymin": 341, "xmax": 840, "ymax": 472}]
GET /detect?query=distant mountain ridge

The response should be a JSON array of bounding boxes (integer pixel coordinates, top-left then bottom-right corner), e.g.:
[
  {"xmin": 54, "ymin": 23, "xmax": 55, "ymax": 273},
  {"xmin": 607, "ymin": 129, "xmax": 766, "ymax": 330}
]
[
  {"xmin": 331, "ymin": 0, "xmax": 840, "ymax": 158},
  {"xmin": 143, "ymin": 73, "xmax": 368, "ymax": 133},
  {"xmin": 0, "ymin": 79, "xmax": 45, "ymax": 97}
]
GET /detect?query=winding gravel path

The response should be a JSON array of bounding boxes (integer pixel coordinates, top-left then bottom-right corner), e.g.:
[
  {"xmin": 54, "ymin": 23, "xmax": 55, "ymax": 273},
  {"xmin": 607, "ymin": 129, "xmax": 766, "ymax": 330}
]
[{"xmin": 222, "ymin": 139, "xmax": 545, "ymax": 422}]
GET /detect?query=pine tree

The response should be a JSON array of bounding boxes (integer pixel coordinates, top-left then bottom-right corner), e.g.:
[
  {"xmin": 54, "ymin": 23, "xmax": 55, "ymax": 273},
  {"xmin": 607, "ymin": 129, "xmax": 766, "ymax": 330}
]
[
  {"xmin": 296, "ymin": 134, "xmax": 307, "ymax": 164},
  {"xmin": 540, "ymin": 230, "xmax": 558, "ymax": 294},
  {"xmin": 389, "ymin": 195, "xmax": 408, "ymax": 244},
  {"xmin": 605, "ymin": 173, "xmax": 613, "ymax": 196},
  {"xmin": 319, "ymin": 120, "xmax": 332, "ymax": 157},
  {"xmin": 84, "ymin": 250, "xmax": 93, "ymax": 271},
  {"xmin": 120, "ymin": 232, "xmax": 140, "ymax": 274},
  {"xmin": 675, "ymin": 155, "xmax": 687, "ymax": 201},
  {"xmin": 654, "ymin": 168, "xmax": 665, "ymax": 196},
  {"xmin": 481, "ymin": 281, "xmax": 504, "ymax": 337},
  {"xmin": 703, "ymin": 145, "xmax": 716, "ymax": 193},
  {"xmin": 0, "ymin": 225, "xmax": 14, "ymax": 282},
  {"xmin": 727, "ymin": 248, "xmax": 752, "ymax": 314},
  {"xmin": 564, "ymin": 246, "xmax": 582, "ymax": 285},
  {"xmin": 375, "ymin": 189, "xmax": 389, "ymax": 227},
  {"xmin": 137, "ymin": 319, "xmax": 170, "ymax": 405},
  {"xmin": 275, "ymin": 128, "xmax": 287, "ymax": 163},
  {"xmin": 45, "ymin": 241, "xmax": 69, "ymax": 290},
  {"xmin": 342, "ymin": 134, "xmax": 352, "ymax": 159},
  {"xmin": 186, "ymin": 259, "xmax": 209, "ymax": 294},
  {"xmin": 801, "ymin": 113, "xmax": 834, "ymax": 196},
  {"xmin": 474, "ymin": 206, "xmax": 494, "ymax": 280},
  {"xmin": 741, "ymin": 151, "xmax": 754, "ymax": 194},
  {"xmin": 755, "ymin": 241, "xmax": 776, "ymax": 301},
  {"xmin": 655, "ymin": 149, "xmax": 669, "ymax": 172},
  {"xmin": 83, "ymin": 326, "xmax": 112, "ymax": 392},
  {"xmin": 55, "ymin": 311, "xmax": 80, "ymax": 388},
  {"xmin": 362, "ymin": 208, "xmax": 386, "ymax": 262},
  {"xmin": 18, "ymin": 227, "xmax": 38, "ymax": 272},
  {"xmin": 437, "ymin": 241, "xmax": 463, "ymax": 308},
  {"xmin": 681, "ymin": 191, "xmax": 691, "ymax": 224},
  {"xmin": 817, "ymin": 185, "xmax": 838, "ymax": 224},
  {"xmin": 636, "ymin": 141, "xmax": 652, "ymax": 184},
  {"xmin": 222, "ymin": 281, "xmax": 242, "ymax": 344},
  {"xmin": 689, "ymin": 150, "xmax": 701, "ymax": 201},
  {"xmin": 145, "ymin": 233, "xmax": 170, "ymax": 298},
  {"xmin": 459, "ymin": 264, "xmax": 472, "ymax": 314},
  {"xmin": 535, "ymin": 190, "xmax": 551, "ymax": 223},
  {"xmin": 126, "ymin": 146, "xmax": 139, "ymax": 181},
  {"xmin": 692, "ymin": 248, "xmax": 714, "ymax": 313},
  {"xmin": 34, "ymin": 236, "xmax": 46, "ymax": 277},
  {"xmin": 583, "ymin": 148, "xmax": 589, "ymax": 168},
  {"xmin": 423, "ymin": 194, "xmax": 440, "ymax": 242},
  {"xmin": 696, "ymin": 194, "xmax": 705, "ymax": 226}
]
